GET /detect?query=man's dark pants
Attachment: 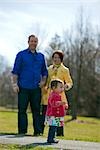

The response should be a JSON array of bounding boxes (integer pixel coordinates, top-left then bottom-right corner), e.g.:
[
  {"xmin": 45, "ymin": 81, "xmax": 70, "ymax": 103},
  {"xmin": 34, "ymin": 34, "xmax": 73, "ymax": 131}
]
[
  {"xmin": 18, "ymin": 87, "xmax": 42, "ymax": 135},
  {"xmin": 40, "ymin": 105, "xmax": 47, "ymax": 134}
]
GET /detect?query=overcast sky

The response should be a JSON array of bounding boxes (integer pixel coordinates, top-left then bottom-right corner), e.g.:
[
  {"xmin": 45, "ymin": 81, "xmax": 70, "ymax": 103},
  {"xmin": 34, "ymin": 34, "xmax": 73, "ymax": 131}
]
[{"xmin": 0, "ymin": 0, "xmax": 100, "ymax": 65}]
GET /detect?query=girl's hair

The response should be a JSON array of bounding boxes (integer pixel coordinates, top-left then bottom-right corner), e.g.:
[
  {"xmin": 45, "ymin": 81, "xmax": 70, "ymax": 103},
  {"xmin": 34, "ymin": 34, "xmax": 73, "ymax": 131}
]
[
  {"xmin": 52, "ymin": 50, "xmax": 64, "ymax": 62},
  {"xmin": 50, "ymin": 79, "xmax": 63, "ymax": 89}
]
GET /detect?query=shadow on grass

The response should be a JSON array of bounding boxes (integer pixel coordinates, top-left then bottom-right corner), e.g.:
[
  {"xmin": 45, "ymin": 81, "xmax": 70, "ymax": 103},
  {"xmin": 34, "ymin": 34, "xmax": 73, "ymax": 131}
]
[
  {"xmin": 65, "ymin": 118, "xmax": 76, "ymax": 123},
  {"xmin": 0, "ymin": 132, "xmax": 16, "ymax": 136},
  {"xmin": 23, "ymin": 142, "xmax": 71, "ymax": 150},
  {"xmin": 0, "ymin": 132, "xmax": 34, "ymax": 138},
  {"xmin": 23, "ymin": 142, "xmax": 58, "ymax": 149}
]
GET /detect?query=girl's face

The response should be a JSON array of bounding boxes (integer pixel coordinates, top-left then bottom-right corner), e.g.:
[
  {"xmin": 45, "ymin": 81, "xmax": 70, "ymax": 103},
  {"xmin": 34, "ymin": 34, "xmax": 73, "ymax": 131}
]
[
  {"xmin": 53, "ymin": 54, "xmax": 61, "ymax": 65},
  {"xmin": 55, "ymin": 82, "xmax": 64, "ymax": 93}
]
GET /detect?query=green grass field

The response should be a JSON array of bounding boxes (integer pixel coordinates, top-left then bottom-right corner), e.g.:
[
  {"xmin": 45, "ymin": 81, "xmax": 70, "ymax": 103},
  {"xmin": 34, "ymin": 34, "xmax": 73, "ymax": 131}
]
[{"xmin": 0, "ymin": 111, "xmax": 100, "ymax": 143}]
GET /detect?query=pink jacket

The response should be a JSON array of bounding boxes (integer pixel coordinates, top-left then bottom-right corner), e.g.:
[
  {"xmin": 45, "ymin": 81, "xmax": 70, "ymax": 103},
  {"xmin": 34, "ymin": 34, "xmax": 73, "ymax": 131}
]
[{"xmin": 46, "ymin": 91, "xmax": 65, "ymax": 117}]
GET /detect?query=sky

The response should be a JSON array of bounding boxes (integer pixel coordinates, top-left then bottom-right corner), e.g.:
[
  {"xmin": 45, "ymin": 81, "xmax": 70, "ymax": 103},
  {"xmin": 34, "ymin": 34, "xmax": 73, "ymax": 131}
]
[{"xmin": 0, "ymin": 0, "xmax": 100, "ymax": 66}]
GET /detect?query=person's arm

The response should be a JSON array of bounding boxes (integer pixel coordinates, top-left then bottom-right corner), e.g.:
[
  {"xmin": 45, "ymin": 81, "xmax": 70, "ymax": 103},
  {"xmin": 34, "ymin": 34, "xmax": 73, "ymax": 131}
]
[
  {"xmin": 52, "ymin": 94, "xmax": 63, "ymax": 107},
  {"xmin": 39, "ymin": 76, "xmax": 47, "ymax": 88},
  {"xmin": 11, "ymin": 74, "xmax": 19, "ymax": 93},
  {"xmin": 64, "ymin": 68, "xmax": 73, "ymax": 91},
  {"xmin": 48, "ymin": 93, "xmax": 57, "ymax": 107},
  {"xmin": 39, "ymin": 55, "xmax": 48, "ymax": 88},
  {"xmin": 11, "ymin": 52, "xmax": 22, "ymax": 93}
]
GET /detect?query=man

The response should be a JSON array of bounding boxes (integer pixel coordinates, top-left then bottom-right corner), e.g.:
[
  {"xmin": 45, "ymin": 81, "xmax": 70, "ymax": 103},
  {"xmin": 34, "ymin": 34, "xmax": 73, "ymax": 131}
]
[{"xmin": 11, "ymin": 34, "xmax": 48, "ymax": 136}]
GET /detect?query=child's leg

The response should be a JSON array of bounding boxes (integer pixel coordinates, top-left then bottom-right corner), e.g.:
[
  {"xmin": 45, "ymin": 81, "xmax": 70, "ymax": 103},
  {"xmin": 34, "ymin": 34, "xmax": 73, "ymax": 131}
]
[
  {"xmin": 47, "ymin": 126, "xmax": 57, "ymax": 143},
  {"xmin": 56, "ymin": 126, "xmax": 64, "ymax": 136}
]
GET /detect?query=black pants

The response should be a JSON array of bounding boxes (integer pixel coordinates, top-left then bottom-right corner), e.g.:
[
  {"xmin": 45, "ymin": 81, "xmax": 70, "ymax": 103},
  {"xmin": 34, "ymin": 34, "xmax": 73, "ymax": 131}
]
[
  {"xmin": 47, "ymin": 126, "xmax": 57, "ymax": 142},
  {"xmin": 18, "ymin": 87, "xmax": 42, "ymax": 134},
  {"xmin": 40, "ymin": 105, "xmax": 47, "ymax": 134},
  {"xmin": 56, "ymin": 126, "xmax": 64, "ymax": 136}
]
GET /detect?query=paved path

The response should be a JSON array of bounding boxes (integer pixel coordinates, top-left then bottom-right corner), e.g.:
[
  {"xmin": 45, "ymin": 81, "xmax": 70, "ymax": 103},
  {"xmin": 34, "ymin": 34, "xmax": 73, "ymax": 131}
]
[{"xmin": 0, "ymin": 134, "xmax": 100, "ymax": 150}]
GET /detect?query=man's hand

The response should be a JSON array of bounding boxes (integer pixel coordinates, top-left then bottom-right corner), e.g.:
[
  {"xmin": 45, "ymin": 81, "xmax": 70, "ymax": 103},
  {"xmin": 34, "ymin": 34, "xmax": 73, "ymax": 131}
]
[
  {"xmin": 12, "ymin": 83, "xmax": 19, "ymax": 93},
  {"xmin": 11, "ymin": 74, "xmax": 19, "ymax": 93},
  {"xmin": 39, "ymin": 76, "xmax": 47, "ymax": 88},
  {"xmin": 39, "ymin": 80, "xmax": 46, "ymax": 88}
]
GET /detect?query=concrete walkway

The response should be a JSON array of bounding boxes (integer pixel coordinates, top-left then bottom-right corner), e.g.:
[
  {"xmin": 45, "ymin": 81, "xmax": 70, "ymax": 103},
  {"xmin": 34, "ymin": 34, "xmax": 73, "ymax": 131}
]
[{"xmin": 0, "ymin": 134, "xmax": 100, "ymax": 150}]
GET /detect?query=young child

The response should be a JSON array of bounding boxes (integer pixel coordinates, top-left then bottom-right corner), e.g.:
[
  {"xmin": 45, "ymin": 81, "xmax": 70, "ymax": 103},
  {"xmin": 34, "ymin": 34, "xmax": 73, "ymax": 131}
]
[{"xmin": 45, "ymin": 79, "xmax": 68, "ymax": 144}]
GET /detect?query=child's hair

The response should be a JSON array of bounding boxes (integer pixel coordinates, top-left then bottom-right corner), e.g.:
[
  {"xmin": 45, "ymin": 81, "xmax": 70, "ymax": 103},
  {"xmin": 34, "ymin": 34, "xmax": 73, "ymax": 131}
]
[{"xmin": 50, "ymin": 79, "xmax": 63, "ymax": 89}]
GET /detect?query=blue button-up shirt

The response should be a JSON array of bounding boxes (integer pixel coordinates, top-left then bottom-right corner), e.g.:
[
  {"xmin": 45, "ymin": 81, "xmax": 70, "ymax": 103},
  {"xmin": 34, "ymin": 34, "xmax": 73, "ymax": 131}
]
[{"xmin": 12, "ymin": 48, "xmax": 48, "ymax": 89}]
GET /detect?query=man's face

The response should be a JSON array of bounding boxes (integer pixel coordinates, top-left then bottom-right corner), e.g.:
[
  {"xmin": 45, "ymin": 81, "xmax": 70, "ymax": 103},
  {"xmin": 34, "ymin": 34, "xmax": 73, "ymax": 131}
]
[{"xmin": 28, "ymin": 36, "xmax": 38, "ymax": 50}]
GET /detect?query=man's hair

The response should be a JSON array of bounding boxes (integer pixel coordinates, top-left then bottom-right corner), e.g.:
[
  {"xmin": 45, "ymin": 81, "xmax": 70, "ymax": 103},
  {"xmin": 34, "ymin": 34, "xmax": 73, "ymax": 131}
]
[
  {"xmin": 50, "ymin": 79, "xmax": 63, "ymax": 89},
  {"xmin": 52, "ymin": 50, "xmax": 64, "ymax": 62},
  {"xmin": 28, "ymin": 34, "xmax": 38, "ymax": 42}
]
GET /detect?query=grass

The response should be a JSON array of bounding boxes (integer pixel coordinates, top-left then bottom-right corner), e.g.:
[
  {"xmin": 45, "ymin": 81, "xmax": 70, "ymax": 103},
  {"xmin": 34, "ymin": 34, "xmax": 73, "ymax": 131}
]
[
  {"xmin": 0, "ymin": 144, "xmax": 54, "ymax": 150},
  {"xmin": 0, "ymin": 110, "xmax": 100, "ymax": 149},
  {"xmin": 0, "ymin": 111, "xmax": 100, "ymax": 142}
]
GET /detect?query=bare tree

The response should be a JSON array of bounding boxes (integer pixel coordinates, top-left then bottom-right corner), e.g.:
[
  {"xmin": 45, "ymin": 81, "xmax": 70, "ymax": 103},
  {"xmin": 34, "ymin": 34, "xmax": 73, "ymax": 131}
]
[
  {"xmin": 0, "ymin": 67, "xmax": 17, "ymax": 109},
  {"xmin": 61, "ymin": 8, "xmax": 100, "ymax": 118}
]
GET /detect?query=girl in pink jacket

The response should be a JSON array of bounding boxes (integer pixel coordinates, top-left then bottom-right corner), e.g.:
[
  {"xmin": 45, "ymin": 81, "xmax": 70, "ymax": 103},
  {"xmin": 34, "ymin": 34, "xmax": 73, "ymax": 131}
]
[{"xmin": 45, "ymin": 79, "xmax": 67, "ymax": 144}]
